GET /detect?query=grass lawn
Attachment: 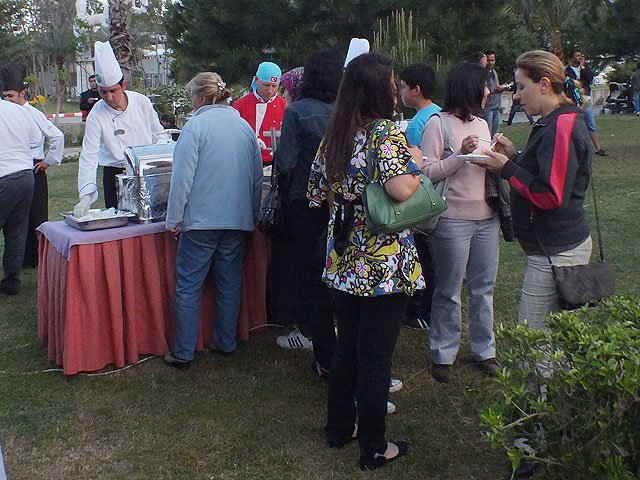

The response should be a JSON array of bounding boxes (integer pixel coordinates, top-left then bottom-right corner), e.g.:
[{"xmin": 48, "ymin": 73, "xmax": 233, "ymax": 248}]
[{"xmin": 0, "ymin": 116, "xmax": 639, "ymax": 480}]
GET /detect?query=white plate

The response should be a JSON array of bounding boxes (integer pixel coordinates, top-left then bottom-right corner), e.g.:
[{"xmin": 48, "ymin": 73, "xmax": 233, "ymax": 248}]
[{"xmin": 459, "ymin": 154, "xmax": 491, "ymax": 161}]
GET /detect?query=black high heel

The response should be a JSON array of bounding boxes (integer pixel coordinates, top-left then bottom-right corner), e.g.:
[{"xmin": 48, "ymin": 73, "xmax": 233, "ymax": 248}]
[{"xmin": 359, "ymin": 441, "xmax": 409, "ymax": 470}]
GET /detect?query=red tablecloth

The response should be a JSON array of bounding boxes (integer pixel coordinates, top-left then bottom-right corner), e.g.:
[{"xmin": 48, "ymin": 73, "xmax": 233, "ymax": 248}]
[{"xmin": 37, "ymin": 222, "xmax": 268, "ymax": 375}]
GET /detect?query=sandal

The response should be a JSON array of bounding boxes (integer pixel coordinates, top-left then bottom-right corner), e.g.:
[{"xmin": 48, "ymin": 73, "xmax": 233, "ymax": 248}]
[{"xmin": 359, "ymin": 440, "xmax": 409, "ymax": 471}]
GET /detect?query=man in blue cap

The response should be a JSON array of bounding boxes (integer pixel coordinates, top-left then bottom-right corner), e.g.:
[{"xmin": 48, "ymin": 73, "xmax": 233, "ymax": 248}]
[{"xmin": 233, "ymin": 61, "xmax": 286, "ymax": 164}]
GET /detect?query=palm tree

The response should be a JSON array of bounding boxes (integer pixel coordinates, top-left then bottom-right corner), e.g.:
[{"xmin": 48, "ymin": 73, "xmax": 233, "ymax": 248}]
[
  {"xmin": 508, "ymin": 0, "xmax": 581, "ymax": 61},
  {"xmin": 109, "ymin": 0, "xmax": 133, "ymax": 83}
]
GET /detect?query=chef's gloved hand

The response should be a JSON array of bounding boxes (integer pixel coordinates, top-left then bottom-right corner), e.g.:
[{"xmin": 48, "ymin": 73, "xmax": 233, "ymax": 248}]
[
  {"xmin": 73, "ymin": 194, "xmax": 92, "ymax": 218},
  {"xmin": 257, "ymin": 137, "xmax": 267, "ymax": 150}
]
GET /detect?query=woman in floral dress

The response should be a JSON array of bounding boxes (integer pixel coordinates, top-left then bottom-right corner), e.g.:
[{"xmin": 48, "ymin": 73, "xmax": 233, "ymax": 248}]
[{"xmin": 307, "ymin": 53, "xmax": 424, "ymax": 471}]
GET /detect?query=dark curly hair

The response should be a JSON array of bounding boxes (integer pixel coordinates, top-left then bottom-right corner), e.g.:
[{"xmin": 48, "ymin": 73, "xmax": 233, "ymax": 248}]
[{"xmin": 299, "ymin": 48, "xmax": 344, "ymax": 103}]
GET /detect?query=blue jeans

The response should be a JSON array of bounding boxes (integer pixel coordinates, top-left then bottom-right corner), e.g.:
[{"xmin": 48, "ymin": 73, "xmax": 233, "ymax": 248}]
[
  {"xmin": 484, "ymin": 107, "xmax": 500, "ymax": 137},
  {"xmin": 581, "ymin": 97, "xmax": 597, "ymax": 133},
  {"xmin": 173, "ymin": 229, "xmax": 249, "ymax": 360},
  {"xmin": 633, "ymin": 88, "xmax": 640, "ymax": 114},
  {"xmin": 0, "ymin": 169, "xmax": 34, "ymax": 291},
  {"xmin": 428, "ymin": 217, "xmax": 500, "ymax": 364},
  {"xmin": 518, "ymin": 237, "xmax": 592, "ymax": 331}
]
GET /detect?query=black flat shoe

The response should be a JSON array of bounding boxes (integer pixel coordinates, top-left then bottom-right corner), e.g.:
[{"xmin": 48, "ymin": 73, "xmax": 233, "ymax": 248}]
[
  {"xmin": 163, "ymin": 353, "xmax": 191, "ymax": 370},
  {"xmin": 359, "ymin": 441, "xmax": 408, "ymax": 471},
  {"xmin": 326, "ymin": 424, "xmax": 357, "ymax": 449},
  {"xmin": 326, "ymin": 435, "xmax": 356, "ymax": 449},
  {"xmin": 513, "ymin": 459, "xmax": 538, "ymax": 478}
]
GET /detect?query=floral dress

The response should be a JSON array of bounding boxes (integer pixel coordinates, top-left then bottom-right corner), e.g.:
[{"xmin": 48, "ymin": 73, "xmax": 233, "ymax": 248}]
[{"xmin": 307, "ymin": 119, "xmax": 425, "ymax": 297}]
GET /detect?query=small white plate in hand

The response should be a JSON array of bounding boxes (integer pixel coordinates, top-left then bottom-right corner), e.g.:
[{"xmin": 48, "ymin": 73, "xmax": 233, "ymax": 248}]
[{"xmin": 459, "ymin": 154, "xmax": 491, "ymax": 162}]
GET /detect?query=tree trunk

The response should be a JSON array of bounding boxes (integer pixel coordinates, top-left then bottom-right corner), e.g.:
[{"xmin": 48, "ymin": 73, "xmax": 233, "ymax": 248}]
[
  {"xmin": 109, "ymin": 0, "xmax": 133, "ymax": 84},
  {"xmin": 549, "ymin": 30, "xmax": 565, "ymax": 63}
]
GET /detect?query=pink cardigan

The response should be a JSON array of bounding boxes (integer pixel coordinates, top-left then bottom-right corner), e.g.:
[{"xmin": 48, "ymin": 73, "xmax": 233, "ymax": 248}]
[{"xmin": 420, "ymin": 113, "xmax": 495, "ymax": 221}]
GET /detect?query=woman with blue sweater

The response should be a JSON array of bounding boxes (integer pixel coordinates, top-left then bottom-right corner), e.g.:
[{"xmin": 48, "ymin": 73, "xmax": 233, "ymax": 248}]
[{"xmin": 163, "ymin": 72, "xmax": 263, "ymax": 369}]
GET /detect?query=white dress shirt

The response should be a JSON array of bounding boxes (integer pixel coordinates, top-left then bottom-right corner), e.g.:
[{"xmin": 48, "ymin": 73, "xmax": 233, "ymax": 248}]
[
  {"xmin": 0, "ymin": 99, "xmax": 41, "ymax": 178},
  {"xmin": 23, "ymin": 103, "xmax": 64, "ymax": 165}
]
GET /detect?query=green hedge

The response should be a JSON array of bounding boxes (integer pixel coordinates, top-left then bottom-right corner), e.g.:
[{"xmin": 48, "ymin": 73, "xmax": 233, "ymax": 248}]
[{"xmin": 481, "ymin": 297, "xmax": 640, "ymax": 479}]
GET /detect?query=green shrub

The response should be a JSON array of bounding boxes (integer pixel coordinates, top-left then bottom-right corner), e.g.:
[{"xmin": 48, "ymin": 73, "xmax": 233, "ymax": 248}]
[
  {"xmin": 606, "ymin": 62, "xmax": 638, "ymax": 85},
  {"xmin": 481, "ymin": 296, "xmax": 640, "ymax": 479},
  {"xmin": 148, "ymin": 83, "xmax": 191, "ymax": 116}
]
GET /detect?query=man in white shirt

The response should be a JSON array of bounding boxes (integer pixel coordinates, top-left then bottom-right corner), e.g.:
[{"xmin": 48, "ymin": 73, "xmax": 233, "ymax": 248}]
[
  {"xmin": 74, "ymin": 41, "xmax": 164, "ymax": 216},
  {"xmin": 0, "ymin": 98, "xmax": 40, "ymax": 294},
  {"xmin": 2, "ymin": 62, "xmax": 64, "ymax": 268}
]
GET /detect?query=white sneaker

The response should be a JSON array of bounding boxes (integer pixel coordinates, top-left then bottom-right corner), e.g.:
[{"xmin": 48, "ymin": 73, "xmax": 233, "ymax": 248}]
[
  {"xmin": 276, "ymin": 327, "xmax": 313, "ymax": 350},
  {"xmin": 387, "ymin": 401, "xmax": 396, "ymax": 414},
  {"xmin": 389, "ymin": 378, "xmax": 403, "ymax": 393}
]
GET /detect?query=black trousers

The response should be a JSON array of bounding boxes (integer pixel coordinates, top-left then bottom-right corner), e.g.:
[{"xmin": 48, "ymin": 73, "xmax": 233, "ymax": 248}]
[
  {"xmin": 23, "ymin": 161, "xmax": 48, "ymax": 268},
  {"xmin": 269, "ymin": 199, "xmax": 335, "ymax": 368},
  {"xmin": 326, "ymin": 291, "xmax": 407, "ymax": 456},
  {"xmin": 406, "ymin": 232, "xmax": 435, "ymax": 324},
  {"xmin": 0, "ymin": 170, "xmax": 34, "ymax": 290},
  {"xmin": 102, "ymin": 166, "xmax": 125, "ymax": 209}
]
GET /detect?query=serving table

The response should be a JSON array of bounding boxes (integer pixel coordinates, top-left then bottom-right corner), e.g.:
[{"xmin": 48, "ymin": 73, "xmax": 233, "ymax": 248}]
[{"xmin": 37, "ymin": 221, "xmax": 268, "ymax": 375}]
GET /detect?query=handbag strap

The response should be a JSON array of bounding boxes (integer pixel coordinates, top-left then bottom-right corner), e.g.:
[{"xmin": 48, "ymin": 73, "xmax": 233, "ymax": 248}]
[
  {"xmin": 533, "ymin": 160, "xmax": 606, "ymax": 264},
  {"xmin": 429, "ymin": 111, "xmax": 454, "ymax": 157},
  {"xmin": 365, "ymin": 120, "xmax": 395, "ymax": 183},
  {"xmin": 590, "ymin": 166, "xmax": 606, "ymax": 261}
]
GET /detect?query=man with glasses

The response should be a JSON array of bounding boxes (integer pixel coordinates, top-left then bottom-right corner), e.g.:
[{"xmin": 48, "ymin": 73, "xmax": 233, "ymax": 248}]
[{"xmin": 75, "ymin": 41, "xmax": 164, "ymax": 217}]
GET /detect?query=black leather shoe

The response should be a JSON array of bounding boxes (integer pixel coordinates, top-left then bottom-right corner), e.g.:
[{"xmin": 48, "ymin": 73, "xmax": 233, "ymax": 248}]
[
  {"xmin": 163, "ymin": 353, "xmax": 191, "ymax": 370},
  {"xmin": 359, "ymin": 441, "xmax": 409, "ymax": 470},
  {"xmin": 0, "ymin": 284, "xmax": 20, "ymax": 295},
  {"xmin": 207, "ymin": 345, "xmax": 235, "ymax": 357},
  {"xmin": 513, "ymin": 459, "xmax": 537, "ymax": 478}
]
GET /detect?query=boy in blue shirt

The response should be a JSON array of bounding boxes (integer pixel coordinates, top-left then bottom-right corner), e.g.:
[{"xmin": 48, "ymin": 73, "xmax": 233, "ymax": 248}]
[
  {"xmin": 398, "ymin": 64, "xmax": 440, "ymax": 330},
  {"xmin": 399, "ymin": 63, "xmax": 441, "ymax": 147}
]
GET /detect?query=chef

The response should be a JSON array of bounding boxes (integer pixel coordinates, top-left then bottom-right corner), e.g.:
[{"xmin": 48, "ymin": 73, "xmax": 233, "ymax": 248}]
[
  {"xmin": 232, "ymin": 61, "xmax": 286, "ymax": 164},
  {"xmin": 74, "ymin": 41, "xmax": 164, "ymax": 217},
  {"xmin": 1, "ymin": 62, "xmax": 64, "ymax": 268}
]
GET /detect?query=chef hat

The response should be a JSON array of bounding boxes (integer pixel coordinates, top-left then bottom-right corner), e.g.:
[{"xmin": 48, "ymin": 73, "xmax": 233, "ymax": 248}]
[
  {"xmin": 344, "ymin": 38, "xmax": 370, "ymax": 67},
  {"xmin": 251, "ymin": 61, "xmax": 282, "ymax": 91},
  {"xmin": 94, "ymin": 41, "xmax": 123, "ymax": 87},
  {"xmin": 1, "ymin": 62, "xmax": 27, "ymax": 92}
]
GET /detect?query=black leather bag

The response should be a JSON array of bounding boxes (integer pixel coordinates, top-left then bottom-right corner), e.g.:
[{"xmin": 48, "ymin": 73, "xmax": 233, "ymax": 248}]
[
  {"xmin": 257, "ymin": 183, "xmax": 282, "ymax": 235},
  {"xmin": 553, "ymin": 261, "xmax": 615, "ymax": 309},
  {"xmin": 536, "ymin": 171, "xmax": 615, "ymax": 310},
  {"xmin": 257, "ymin": 161, "xmax": 289, "ymax": 237}
]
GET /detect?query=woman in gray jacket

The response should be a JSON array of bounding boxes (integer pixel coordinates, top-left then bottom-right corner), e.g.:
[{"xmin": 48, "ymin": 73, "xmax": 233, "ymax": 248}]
[{"xmin": 163, "ymin": 72, "xmax": 263, "ymax": 369}]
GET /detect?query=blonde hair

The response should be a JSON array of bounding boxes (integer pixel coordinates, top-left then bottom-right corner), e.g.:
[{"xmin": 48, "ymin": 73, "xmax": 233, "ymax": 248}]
[
  {"xmin": 186, "ymin": 72, "xmax": 231, "ymax": 104},
  {"xmin": 515, "ymin": 50, "xmax": 576, "ymax": 106}
]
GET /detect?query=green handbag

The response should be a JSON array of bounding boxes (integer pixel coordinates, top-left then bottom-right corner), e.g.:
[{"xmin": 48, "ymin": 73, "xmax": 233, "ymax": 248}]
[{"xmin": 362, "ymin": 120, "xmax": 447, "ymax": 235}]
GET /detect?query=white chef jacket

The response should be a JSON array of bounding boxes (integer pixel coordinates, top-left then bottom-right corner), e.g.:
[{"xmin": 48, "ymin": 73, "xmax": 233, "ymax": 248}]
[
  {"xmin": 77, "ymin": 90, "xmax": 164, "ymax": 202},
  {"xmin": 23, "ymin": 103, "xmax": 64, "ymax": 165},
  {"xmin": 0, "ymin": 99, "xmax": 41, "ymax": 178}
]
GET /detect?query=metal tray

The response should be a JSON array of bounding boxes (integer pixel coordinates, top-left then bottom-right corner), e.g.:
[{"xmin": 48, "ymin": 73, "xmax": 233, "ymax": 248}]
[{"xmin": 61, "ymin": 209, "xmax": 137, "ymax": 231}]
